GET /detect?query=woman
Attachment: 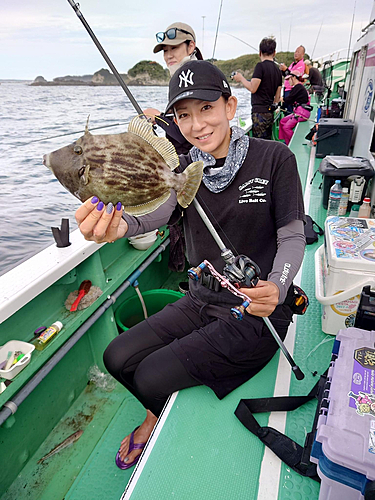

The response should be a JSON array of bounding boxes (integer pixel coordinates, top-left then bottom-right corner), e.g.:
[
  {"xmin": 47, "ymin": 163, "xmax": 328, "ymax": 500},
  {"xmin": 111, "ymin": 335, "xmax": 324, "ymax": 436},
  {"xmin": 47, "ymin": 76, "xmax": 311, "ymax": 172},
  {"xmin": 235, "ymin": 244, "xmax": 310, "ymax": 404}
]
[
  {"xmin": 75, "ymin": 61, "xmax": 306, "ymax": 471},
  {"xmin": 144, "ymin": 22, "xmax": 203, "ymax": 155},
  {"xmin": 278, "ymin": 70, "xmax": 311, "ymax": 146}
]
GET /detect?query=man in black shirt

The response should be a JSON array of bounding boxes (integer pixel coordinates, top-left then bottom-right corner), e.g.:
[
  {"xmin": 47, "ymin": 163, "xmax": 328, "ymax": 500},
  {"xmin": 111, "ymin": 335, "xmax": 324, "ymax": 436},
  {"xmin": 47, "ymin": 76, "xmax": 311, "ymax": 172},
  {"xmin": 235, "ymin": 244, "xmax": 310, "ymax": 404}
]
[
  {"xmin": 304, "ymin": 60, "xmax": 324, "ymax": 94},
  {"xmin": 233, "ymin": 37, "xmax": 282, "ymax": 140}
]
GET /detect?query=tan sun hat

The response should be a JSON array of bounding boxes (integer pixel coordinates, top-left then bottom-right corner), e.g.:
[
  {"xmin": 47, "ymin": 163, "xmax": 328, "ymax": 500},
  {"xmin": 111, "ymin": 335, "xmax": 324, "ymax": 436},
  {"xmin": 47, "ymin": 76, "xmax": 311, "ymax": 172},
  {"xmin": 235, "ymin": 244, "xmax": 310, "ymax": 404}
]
[{"xmin": 153, "ymin": 22, "xmax": 196, "ymax": 53}]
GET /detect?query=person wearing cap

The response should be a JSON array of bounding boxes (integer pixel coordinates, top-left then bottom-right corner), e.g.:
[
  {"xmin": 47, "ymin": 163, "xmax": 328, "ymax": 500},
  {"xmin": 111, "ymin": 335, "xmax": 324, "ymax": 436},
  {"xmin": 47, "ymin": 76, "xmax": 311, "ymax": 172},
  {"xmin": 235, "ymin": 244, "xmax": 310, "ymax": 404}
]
[
  {"xmin": 143, "ymin": 22, "xmax": 204, "ymax": 156},
  {"xmin": 75, "ymin": 60, "xmax": 306, "ymax": 470},
  {"xmin": 232, "ymin": 37, "xmax": 282, "ymax": 140},
  {"xmin": 279, "ymin": 45, "xmax": 306, "ymax": 113},
  {"xmin": 304, "ymin": 60, "xmax": 324, "ymax": 94},
  {"xmin": 278, "ymin": 71, "xmax": 310, "ymax": 145}
]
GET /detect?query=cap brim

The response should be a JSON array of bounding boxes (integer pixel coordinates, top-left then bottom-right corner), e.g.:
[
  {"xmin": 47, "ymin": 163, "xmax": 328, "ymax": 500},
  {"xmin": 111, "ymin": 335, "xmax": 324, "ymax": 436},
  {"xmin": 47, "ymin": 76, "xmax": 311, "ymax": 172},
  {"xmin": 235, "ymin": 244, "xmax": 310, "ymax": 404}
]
[
  {"xmin": 153, "ymin": 38, "xmax": 187, "ymax": 53},
  {"xmin": 165, "ymin": 89, "xmax": 223, "ymax": 114}
]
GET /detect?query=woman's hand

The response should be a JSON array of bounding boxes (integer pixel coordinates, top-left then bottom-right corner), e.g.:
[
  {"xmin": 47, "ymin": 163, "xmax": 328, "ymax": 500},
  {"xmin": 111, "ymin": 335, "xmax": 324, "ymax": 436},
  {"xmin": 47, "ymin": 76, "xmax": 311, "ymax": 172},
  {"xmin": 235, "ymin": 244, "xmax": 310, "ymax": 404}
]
[
  {"xmin": 143, "ymin": 108, "xmax": 161, "ymax": 125},
  {"xmin": 75, "ymin": 197, "xmax": 128, "ymax": 244},
  {"xmin": 239, "ymin": 280, "xmax": 280, "ymax": 317}
]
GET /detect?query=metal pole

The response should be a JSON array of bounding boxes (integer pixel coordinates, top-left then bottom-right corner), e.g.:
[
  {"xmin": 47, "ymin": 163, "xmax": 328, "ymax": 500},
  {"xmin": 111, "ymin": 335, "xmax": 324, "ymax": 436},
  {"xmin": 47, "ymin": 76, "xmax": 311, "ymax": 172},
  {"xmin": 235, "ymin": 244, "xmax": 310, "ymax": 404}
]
[{"xmin": 66, "ymin": 0, "xmax": 144, "ymax": 117}]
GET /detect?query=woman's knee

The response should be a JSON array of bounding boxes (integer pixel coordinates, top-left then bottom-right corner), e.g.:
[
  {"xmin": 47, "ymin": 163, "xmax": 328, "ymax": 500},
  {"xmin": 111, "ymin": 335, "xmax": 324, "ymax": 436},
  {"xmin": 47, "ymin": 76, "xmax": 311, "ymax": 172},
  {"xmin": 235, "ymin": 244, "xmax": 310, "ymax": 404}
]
[{"xmin": 103, "ymin": 338, "xmax": 123, "ymax": 376}]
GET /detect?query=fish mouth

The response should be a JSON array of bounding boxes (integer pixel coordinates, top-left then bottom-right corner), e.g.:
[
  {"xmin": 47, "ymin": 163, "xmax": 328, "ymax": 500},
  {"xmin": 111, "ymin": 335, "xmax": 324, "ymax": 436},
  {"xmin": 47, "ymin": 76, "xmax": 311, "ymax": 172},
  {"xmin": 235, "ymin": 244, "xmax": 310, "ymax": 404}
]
[{"xmin": 43, "ymin": 154, "xmax": 52, "ymax": 171}]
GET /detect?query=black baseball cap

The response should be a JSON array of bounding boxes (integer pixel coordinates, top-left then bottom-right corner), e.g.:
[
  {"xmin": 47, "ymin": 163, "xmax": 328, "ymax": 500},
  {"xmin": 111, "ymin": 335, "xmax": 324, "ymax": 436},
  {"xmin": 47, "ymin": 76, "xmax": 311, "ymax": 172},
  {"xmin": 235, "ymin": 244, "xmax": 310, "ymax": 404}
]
[{"xmin": 165, "ymin": 60, "xmax": 232, "ymax": 113}]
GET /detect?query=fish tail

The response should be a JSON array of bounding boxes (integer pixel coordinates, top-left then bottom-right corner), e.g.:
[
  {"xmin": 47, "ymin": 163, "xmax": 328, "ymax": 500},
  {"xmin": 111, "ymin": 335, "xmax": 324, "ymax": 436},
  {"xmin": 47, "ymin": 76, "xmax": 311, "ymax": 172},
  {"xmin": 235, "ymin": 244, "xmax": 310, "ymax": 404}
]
[{"xmin": 176, "ymin": 161, "xmax": 204, "ymax": 208}]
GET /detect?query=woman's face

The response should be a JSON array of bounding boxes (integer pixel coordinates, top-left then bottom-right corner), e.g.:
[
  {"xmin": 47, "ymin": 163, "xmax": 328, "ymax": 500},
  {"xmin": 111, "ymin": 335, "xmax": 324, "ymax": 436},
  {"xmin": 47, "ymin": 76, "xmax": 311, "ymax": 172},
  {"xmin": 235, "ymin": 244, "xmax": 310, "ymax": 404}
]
[{"xmin": 162, "ymin": 41, "xmax": 195, "ymax": 69}]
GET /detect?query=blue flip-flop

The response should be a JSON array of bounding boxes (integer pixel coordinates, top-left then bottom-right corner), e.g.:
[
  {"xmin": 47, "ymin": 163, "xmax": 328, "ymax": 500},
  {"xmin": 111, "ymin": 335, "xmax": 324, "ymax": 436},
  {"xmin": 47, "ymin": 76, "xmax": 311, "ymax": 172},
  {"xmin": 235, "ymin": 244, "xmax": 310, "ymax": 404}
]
[{"xmin": 115, "ymin": 427, "xmax": 146, "ymax": 470}]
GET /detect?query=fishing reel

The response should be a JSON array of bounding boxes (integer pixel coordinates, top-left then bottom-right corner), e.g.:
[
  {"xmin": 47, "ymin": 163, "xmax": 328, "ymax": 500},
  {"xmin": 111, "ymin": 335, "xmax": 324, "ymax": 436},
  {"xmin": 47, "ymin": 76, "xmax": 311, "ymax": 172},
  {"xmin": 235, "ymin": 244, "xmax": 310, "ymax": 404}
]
[{"xmin": 188, "ymin": 249, "xmax": 261, "ymax": 321}]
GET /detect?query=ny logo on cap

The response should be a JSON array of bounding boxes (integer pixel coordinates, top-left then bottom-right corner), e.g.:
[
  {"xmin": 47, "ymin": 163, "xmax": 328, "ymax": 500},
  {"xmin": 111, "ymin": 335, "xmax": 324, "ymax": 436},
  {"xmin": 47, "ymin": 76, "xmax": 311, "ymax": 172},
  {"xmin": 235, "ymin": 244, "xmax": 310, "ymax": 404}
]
[{"xmin": 179, "ymin": 69, "xmax": 194, "ymax": 88}]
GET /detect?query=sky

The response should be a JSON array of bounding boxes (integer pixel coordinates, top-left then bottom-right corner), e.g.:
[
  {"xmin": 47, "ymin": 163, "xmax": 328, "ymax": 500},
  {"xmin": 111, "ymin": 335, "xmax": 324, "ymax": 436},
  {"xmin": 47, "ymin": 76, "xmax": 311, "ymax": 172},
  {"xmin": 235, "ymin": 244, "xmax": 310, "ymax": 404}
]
[{"xmin": 1, "ymin": 0, "xmax": 374, "ymax": 81}]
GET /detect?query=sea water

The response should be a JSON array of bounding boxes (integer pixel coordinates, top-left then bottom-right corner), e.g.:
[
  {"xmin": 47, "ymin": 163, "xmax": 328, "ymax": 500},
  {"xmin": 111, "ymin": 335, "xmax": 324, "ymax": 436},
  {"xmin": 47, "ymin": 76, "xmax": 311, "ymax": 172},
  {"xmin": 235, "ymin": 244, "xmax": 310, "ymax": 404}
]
[{"xmin": 0, "ymin": 82, "xmax": 251, "ymax": 276}]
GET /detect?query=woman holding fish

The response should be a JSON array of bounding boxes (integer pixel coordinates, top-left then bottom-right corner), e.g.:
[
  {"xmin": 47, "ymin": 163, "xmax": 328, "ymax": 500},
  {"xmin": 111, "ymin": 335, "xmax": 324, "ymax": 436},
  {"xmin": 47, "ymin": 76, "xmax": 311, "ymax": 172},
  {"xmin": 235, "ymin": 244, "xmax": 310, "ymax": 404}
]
[
  {"xmin": 72, "ymin": 61, "xmax": 306, "ymax": 470},
  {"xmin": 143, "ymin": 22, "xmax": 203, "ymax": 155}
]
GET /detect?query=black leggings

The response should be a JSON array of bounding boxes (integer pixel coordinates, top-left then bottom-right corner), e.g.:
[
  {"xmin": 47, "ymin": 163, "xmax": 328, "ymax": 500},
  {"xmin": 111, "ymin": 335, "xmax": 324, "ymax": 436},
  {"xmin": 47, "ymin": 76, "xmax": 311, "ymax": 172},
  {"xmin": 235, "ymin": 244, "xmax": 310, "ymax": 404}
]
[{"xmin": 103, "ymin": 321, "xmax": 200, "ymax": 417}]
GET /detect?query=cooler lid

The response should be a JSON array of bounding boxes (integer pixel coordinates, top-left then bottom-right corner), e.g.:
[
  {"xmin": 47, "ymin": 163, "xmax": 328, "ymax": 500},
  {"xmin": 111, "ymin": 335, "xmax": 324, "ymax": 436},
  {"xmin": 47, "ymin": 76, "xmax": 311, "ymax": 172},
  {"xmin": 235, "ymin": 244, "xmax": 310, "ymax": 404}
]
[
  {"xmin": 318, "ymin": 118, "xmax": 354, "ymax": 128},
  {"xmin": 324, "ymin": 217, "xmax": 375, "ymax": 271},
  {"xmin": 313, "ymin": 328, "xmax": 375, "ymax": 480},
  {"xmin": 319, "ymin": 156, "xmax": 374, "ymax": 176}
]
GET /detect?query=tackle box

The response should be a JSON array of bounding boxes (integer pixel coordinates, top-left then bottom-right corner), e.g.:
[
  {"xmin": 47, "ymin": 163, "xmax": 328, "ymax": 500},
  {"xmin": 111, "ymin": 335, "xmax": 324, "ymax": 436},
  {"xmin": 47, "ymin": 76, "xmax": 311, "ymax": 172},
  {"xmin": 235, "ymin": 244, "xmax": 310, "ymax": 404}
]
[{"xmin": 311, "ymin": 327, "xmax": 375, "ymax": 499}]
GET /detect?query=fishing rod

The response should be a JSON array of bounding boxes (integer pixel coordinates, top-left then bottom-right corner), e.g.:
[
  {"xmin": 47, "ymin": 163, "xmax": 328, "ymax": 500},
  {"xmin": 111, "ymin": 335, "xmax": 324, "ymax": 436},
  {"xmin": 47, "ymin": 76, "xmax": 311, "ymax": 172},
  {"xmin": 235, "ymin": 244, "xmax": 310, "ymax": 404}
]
[
  {"xmin": 189, "ymin": 198, "xmax": 304, "ymax": 381},
  {"xmin": 67, "ymin": 0, "xmax": 304, "ymax": 380},
  {"xmin": 212, "ymin": 0, "xmax": 224, "ymax": 61},
  {"xmin": 311, "ymin": 19, "xmax": 323, "ymax": 60},
  {"xmin": 66, "ymin": 0, "xmax": 144, "ymax": 117},
  {"xmin": 224, "ymin": 33, "xmax": 258, "ymax": 53},
  {"xmin": 225, "ymin": 33, "xmax": 280, "ymax": 66}
]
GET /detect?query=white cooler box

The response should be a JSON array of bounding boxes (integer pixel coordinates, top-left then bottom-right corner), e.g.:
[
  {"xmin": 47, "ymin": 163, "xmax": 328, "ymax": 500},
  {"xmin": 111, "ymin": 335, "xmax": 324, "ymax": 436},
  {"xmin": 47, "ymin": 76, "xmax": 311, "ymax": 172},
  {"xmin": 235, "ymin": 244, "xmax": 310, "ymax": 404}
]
[
  {"xmin": 311, "ymin": 327, "xmax": 375, "ymax": 500},
  {"xmin": 315, "ymin": 217, "xmax": 375, "ymax": 335}
]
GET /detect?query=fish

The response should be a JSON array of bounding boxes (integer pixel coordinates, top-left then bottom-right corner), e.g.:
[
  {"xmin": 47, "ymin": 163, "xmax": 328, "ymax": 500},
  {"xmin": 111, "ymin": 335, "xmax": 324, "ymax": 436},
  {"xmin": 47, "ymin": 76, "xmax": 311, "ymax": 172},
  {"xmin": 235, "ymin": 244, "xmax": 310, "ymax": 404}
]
[
  {"xmin": 43, "ymin": 116, "xmax": 203, "ymax": 216},
  {"xmin": 37, "ymin": 429, "xmax": 83, "ymax": 464}
]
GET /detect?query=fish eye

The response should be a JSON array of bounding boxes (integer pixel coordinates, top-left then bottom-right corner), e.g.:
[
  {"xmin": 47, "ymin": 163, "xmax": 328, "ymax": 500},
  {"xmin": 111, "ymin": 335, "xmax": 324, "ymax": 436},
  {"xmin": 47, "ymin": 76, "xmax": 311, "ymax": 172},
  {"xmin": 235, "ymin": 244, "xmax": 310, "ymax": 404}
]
[
  {"xmin": 74, "ymin": 146, "xmax": 83, "ymax": 155},
  {"xmin": 78, "ymin": 166, "xmax": 86, "ymax": 178}
]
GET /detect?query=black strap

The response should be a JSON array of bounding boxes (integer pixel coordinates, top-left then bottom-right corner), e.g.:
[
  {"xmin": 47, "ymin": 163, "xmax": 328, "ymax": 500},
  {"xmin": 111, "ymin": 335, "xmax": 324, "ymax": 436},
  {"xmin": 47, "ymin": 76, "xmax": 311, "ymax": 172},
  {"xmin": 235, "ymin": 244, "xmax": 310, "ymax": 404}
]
[{"xmin": 234, "ymin": 374, "xmax": 328, "ymax": 482}]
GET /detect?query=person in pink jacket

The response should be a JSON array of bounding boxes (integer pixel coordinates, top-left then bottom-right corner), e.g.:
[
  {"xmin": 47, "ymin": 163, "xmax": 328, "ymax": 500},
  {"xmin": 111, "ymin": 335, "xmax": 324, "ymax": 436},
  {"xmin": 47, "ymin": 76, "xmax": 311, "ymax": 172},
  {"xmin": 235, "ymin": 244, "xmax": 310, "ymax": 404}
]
[
  {"xmin": 280, "ymin": 46, "xmax": 306, "ymax": 112},
  {"xmin": 278, "ymin": 71, "xmax": 310, "ymax": 145}
]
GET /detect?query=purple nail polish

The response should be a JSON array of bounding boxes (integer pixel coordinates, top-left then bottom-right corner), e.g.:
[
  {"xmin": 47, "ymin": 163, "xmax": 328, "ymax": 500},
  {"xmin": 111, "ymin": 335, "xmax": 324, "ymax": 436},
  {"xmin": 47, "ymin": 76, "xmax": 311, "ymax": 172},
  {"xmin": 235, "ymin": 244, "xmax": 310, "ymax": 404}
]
[
  {"xmin": 97, "ymin": 201, "xmax": 104, "ymax": 211},
  {"xmin": 91, "ymin": 196, "xmax": 99, "ymax": 204},
  {"xmin": 116, "ymin": 202, "xmax": 122, "ymax": 211}
]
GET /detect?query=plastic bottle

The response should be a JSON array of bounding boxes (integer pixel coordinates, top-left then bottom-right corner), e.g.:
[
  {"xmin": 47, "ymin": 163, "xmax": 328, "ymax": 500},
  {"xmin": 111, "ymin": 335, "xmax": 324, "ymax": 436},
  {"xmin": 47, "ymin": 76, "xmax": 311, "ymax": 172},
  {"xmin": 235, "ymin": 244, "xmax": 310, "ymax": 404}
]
[
  {"xmin": 327, "ymin": 180, "xmax": 342, "ymax": 217},
  {"xmin": 338, "ymin": 187, "xmax": 349, "ymax": 216},
  {"xmin": 358, "ymin": 197, "xmax": 372, "ymax": 218},
  {"xmin": 349, "ymin": 204, "xmax": 360, "ymax": 218},
  {"xmin": 33, "ymin": 321, "xmax": 63, "ymax": 350}
]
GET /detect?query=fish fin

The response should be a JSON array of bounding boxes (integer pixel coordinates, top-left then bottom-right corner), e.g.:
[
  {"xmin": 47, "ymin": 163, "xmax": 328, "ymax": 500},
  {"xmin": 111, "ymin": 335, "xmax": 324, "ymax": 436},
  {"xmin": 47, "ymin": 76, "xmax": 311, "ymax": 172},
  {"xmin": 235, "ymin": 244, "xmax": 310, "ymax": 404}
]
[
  {"xmin": 128, "ymin": 116, "xmax": 179, "ymax": 171},
  {"xmin": 176, "ymin": 161, "xmax": 204, "ymax": 208},
  {"xmin": 124, "ymin": 191, "xmax": 171, "ymax": 217},
  {"xmin": 85, "ymin": 115, "xmax": 90, "ymax": 134}
]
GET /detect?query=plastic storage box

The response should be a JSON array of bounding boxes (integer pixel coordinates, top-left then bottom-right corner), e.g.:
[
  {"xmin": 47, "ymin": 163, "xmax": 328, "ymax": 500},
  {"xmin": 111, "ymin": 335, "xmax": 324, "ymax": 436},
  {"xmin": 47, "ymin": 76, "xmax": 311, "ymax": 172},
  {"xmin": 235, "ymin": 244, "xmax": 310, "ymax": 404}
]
[
  {"xmin": 315, "ymin": 118, "xmax": 354, "ymax": 158},
  {"xmin": 0, "ymin": 340, "xmax": 35, "ymax": 380},
  {"xmin": 319, "ymin": 156, "xmax": 374, "ymax": 209},
  {"xmin": 315, "ymin": 217, "xmax": 375, "ymax": 335},
  {"xmin": 311, "ymin": 327, "xmax": 375, "ymax": 500}
]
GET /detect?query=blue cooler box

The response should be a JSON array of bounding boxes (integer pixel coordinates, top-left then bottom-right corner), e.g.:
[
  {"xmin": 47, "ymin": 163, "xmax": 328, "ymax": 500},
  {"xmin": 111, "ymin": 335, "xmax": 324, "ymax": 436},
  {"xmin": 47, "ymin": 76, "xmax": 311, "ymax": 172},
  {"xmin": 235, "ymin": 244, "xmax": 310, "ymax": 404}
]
[{"xmin": 311, "ymin": 327, "xmax": 375, "ymax": 499}]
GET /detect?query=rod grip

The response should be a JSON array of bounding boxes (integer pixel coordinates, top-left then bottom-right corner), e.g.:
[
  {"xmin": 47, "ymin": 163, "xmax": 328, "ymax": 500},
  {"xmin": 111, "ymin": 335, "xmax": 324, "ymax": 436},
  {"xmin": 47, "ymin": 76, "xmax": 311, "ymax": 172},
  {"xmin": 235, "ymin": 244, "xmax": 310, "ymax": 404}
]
[{"xmin": 292, "ymin": 366, "xmax": 305, "ymax": 380}]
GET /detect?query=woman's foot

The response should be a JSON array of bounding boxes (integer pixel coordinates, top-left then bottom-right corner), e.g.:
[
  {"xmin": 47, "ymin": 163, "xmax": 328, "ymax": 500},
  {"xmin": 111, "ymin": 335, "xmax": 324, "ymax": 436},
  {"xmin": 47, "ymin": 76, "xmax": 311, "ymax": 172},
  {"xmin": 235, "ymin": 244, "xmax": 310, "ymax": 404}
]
[{"xmin": 119, "ymin": 410, "xmax": 157, "ymax": 464}]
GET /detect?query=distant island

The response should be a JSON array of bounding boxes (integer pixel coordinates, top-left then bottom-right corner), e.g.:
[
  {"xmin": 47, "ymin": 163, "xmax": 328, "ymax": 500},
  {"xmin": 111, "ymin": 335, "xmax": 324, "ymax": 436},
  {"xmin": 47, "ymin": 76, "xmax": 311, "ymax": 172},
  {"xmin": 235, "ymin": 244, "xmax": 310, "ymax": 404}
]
[{"xmin": 30, "ymin": 52, "xmax": 296, "ymax": 87}]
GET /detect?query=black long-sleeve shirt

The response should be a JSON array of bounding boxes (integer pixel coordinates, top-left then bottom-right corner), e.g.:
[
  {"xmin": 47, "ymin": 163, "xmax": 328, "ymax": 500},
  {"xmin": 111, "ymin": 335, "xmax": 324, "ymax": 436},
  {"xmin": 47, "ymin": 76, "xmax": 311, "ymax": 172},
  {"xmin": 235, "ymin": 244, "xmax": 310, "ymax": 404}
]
[{"xmin": 284, "ymin": 83, "xmax": 309, "ymax": 108}]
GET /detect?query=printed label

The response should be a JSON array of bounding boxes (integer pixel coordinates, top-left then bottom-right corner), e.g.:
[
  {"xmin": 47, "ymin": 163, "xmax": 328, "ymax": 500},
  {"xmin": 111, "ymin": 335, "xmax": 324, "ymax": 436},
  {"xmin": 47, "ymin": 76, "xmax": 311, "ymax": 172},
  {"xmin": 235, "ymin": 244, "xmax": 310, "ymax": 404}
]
[{"xmin": 349, "ymin": 347, "xmax": 375, "ymax": 417}]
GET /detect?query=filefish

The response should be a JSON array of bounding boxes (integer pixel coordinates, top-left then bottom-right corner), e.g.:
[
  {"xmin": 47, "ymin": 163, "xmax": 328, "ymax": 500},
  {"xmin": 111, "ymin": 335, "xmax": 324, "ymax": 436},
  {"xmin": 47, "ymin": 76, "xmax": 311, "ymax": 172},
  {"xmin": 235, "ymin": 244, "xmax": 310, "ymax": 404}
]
[
  {"xmin": 37, "ymin": 429, "xmax": 83, "ymax": 464},
  {"xmin": 43, "ymin": 116, "xmax": 203, "ymax": 216}
]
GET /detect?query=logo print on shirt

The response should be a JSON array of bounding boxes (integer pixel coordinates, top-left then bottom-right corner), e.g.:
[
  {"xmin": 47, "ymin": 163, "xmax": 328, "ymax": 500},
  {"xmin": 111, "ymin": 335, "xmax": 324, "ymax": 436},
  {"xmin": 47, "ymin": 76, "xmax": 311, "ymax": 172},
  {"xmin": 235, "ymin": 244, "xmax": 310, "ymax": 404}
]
[
  {"xmin": 238, "ymin": 178, "xmax": 269, "ymax": 204},
  {"xmin": 179, "ymin": 69, "xmax": 194, "ymax": 88}
]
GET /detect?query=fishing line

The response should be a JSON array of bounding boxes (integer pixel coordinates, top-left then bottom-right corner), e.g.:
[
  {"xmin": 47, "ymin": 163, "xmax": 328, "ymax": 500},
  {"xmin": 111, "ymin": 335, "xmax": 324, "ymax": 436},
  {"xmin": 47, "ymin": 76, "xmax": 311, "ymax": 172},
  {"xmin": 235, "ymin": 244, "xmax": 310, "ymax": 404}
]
[
  {"xmin": 21, "ymin": 122, "xmax": 131, "ymax": 145},
  {"xmin": 212, "ymin": 0, "xmax": 224, "ymax": 61}
]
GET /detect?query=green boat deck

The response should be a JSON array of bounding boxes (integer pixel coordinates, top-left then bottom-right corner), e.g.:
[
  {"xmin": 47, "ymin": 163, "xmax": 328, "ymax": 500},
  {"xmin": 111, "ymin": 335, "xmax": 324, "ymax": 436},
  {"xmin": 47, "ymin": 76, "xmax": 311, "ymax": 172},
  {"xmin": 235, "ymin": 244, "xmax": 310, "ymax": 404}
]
[{"xmin": 0, "ymin": 118, "xmax": 332, "ymax": 500}]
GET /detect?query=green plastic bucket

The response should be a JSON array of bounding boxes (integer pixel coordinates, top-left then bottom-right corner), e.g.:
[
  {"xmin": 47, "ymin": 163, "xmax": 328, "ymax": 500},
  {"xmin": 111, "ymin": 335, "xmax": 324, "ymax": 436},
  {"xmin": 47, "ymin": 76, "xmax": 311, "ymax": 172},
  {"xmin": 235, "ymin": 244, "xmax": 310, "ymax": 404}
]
[{"xmin": 115, "ymin": 289, "xmax": 184, "ymax": 331}]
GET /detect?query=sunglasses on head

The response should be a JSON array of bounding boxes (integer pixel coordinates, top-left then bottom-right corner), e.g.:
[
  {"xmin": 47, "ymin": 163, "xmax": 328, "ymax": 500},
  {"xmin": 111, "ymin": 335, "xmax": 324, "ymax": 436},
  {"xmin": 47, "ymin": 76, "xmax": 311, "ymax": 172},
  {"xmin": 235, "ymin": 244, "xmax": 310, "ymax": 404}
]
[{"xmin": 156, "ymin": 27, "xmax": 195, "ymax": 43}]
